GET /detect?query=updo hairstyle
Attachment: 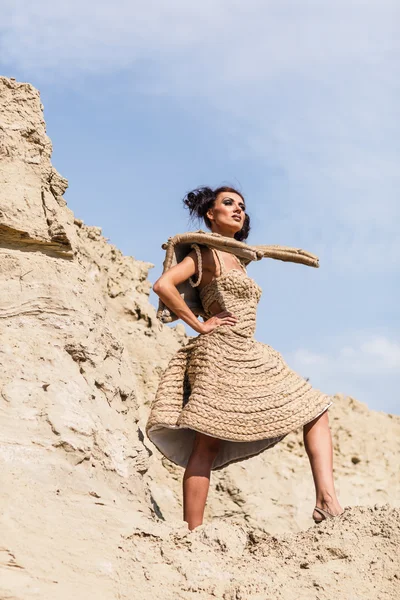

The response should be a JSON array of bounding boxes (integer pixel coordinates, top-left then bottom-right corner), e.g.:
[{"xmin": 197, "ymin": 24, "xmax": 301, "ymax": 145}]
[{"xmin": 182, "ymin": 186, "xmax": 250, "ymax": 242}]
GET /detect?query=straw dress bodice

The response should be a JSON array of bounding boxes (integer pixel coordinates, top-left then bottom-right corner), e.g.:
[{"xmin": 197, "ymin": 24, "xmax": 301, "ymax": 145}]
[
  {"xmin": 198, "ymin": 247, "xmax": 261, "ymax": 338},
  {"xmin": 146, "ymin": 244, "xmax": 333, "ymax": 471}
]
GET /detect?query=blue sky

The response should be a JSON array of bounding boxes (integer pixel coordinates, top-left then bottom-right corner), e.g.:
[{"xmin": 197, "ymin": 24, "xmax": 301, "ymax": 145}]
[{"xmin": 1, "ymin": 1, "xmax": 399, "ymax": 414}]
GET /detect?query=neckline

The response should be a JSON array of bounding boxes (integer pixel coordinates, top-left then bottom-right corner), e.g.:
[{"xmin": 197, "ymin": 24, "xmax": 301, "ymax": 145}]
[{"xmin": 214, "ymin": 248, "xmax": 245, "ymax": 274}]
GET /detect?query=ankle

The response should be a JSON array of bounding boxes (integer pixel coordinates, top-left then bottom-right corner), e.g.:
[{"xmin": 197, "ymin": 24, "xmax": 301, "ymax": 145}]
[{"xmin": 316, "ymin": 492, "xmax": 338, "ymax": 506}]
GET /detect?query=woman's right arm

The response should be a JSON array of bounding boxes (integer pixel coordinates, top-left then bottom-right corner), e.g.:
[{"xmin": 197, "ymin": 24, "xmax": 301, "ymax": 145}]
[{"xmin": 153, "ymin": 248, "xmax": 237, "ymax": 334}]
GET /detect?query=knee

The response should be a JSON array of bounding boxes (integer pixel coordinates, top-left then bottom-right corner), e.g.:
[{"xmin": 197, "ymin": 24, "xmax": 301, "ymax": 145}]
[{"xmin": 304, "ymin": 408, "xmax": 329, "ymax": 432}]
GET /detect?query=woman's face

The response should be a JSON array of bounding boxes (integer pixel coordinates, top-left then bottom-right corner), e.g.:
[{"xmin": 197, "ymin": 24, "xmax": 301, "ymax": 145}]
[{"xmin": 207, "ymin": 192, "xmax": 246, "ymax": 236}]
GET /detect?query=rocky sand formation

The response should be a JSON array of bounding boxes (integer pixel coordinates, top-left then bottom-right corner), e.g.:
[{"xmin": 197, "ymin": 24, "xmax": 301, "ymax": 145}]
[{"xmin": 0, "ymin": 76, "xmax": 399, "ymax": 599}]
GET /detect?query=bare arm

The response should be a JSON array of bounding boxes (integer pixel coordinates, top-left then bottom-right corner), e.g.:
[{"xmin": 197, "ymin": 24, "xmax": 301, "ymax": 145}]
[
  {"xmin": 153, "ymin": 249, "xmax": 204, "ymax": 333},
  {"xmin": 153, "ymin": 248, "xmax": 237, "ymax": 334}
]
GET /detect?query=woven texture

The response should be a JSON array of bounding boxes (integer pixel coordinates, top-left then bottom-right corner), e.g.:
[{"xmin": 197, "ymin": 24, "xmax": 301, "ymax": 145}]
[
  {"xmin": 157, "ymin": 229, "xmax": 320, "ymax": 323},
  {"xmin": 146, "ymin": 245, "xmax": 332, "ymax": 471}
]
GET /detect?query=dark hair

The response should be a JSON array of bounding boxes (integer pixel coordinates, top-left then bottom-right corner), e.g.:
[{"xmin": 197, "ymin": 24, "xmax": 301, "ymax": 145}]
[{"xmin": 182, "ymin": 185, "xmax": 250, "ymax": 242}]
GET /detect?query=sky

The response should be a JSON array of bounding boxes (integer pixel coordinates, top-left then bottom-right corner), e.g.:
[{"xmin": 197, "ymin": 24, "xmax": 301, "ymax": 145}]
[{"xmin": 1, "ymin": 1, "xmax": 399, "ymax": 414}]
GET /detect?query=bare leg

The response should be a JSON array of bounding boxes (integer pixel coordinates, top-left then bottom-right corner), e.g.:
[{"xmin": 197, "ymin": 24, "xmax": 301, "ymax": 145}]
[
  {"xmin": 303, "ymin": 409, "xmax": 343, "ymax": 520},
  {"xmin": 183, "ymin": 432, "xmax": 222, "ymax": 531}
]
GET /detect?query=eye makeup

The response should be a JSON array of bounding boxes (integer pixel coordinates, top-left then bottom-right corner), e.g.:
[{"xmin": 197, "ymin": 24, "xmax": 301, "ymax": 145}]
[{"xmin": 223, "ymin": 196, "xmax": 246, "ymax": 211}]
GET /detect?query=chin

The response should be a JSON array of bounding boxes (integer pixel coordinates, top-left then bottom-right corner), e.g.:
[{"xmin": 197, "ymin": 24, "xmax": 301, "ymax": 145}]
[{"xmin": 219, "ymin": 221, "xmax": 242, "ymax": 235}]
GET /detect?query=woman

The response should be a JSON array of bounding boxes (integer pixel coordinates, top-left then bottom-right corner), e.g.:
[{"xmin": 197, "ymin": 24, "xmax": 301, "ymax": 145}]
[{"xmin": 146, "ymin": 185, "xmax": 344, "ymax": 531}]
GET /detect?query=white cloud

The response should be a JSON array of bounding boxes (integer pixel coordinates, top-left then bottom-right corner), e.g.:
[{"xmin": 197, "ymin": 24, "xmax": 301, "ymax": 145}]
[
  {"xmin": 1, "ymin": 1, "xmax": 395, "ymax": 72},
  {"xmin": 360, "ymin": 337, "xmax": 400, "ymax": 370},
  {"xmin": 287, "ymin": 334, "xmax": 400, "ymax": 413},
  {"xmin": 293, "ymin": 336, "xmax": 400, "ymax": 375}
]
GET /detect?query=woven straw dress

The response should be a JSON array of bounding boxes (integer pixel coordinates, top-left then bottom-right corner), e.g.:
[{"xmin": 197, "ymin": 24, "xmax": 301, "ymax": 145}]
[{"xmin": 146, "ymin": 244, "xmax": 333, "ymax": 470}]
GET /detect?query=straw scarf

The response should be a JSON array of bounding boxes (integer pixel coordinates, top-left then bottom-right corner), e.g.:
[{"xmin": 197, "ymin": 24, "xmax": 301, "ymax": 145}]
[{"xmin": 156, "ymin": 229, "xmax": 319, "ymax": 323}]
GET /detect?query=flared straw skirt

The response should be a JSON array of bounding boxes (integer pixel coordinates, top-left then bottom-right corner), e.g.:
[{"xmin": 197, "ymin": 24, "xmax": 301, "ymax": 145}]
[{"xmin": 146, "ymin": 328, "xmax": 333, "ymax": 470}]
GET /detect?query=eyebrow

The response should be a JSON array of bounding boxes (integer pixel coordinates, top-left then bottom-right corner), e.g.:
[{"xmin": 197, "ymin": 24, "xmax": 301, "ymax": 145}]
[{"xmin": 223, "ymin": 196, "xmax": 246, "ymax": 207}]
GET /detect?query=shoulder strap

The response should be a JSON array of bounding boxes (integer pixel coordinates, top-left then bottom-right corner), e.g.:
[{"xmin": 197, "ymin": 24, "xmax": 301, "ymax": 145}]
[
  {"xmin": 210, "ymin": 247, "xmax": 226, "ymax": 276},
  {"xmin": 211, "ymin": 247, "xmax": 246, "ymax": 275},
  {"xmin": 188, "ymin": 245, "xmax": 228, "ymax": 286},
  {"xmin": 236, "ymin": 256, "xmax": 247, "ymax": 273}
]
